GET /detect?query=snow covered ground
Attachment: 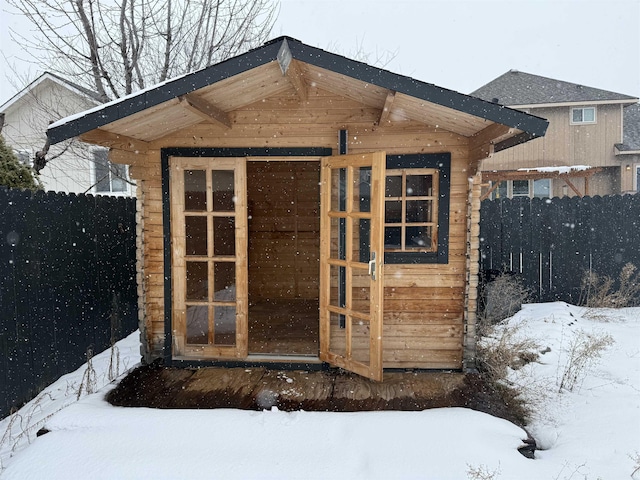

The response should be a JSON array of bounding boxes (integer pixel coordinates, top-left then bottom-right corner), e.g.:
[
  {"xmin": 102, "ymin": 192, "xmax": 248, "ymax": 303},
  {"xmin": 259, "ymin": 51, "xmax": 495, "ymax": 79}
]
[{"xmin": 0, "ymin": 302, "xmax": 638, "ymax": 479}]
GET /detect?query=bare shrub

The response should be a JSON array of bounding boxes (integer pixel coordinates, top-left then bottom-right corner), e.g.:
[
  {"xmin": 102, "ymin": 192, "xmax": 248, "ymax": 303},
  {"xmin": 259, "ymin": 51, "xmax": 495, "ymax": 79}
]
[
  {"xmin": 630, "ymin": 451, "xmax": 640, "ymax": 479},
  {"xmin": 76, "ymin": 347, "xmax": 97, "ymax": 400},
  {"xmin": 466, "ymin": 463, "xmax": 501, "ymax": 480},
  {"xmin": 558, "ymin": 330, "xmax": 614, "ymax": 393},
  {"xmin": 479, "ymin": 273, "xmax": 532, "ymax": 335},
  {"xmin": 477, "ymin": 322, "xmax": 542, "ymax": 423},
  {"xmin": 580, "ymin": 262, "xmax": 640, "ymax": 308}
]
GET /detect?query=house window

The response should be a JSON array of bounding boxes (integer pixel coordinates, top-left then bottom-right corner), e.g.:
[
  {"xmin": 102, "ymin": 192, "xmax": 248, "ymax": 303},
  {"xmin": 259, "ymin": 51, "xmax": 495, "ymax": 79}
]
[
  {"xmin": 384, "ymin": 153, "xmax": 450, "ymax": 264},
  {"xmin": 490, "ymin": 179, "xmax": 552, "ymax": 199},
  {"xmin": 571, "ymin": 107, "xmax": 596, "ymax": 124},
  {"xmin": 635, "ymin": 165, "xmax": 640, "ymax": 192},
  {"xmin": 93, "ymin": 149, "xmax": 128, "ymax": 193},
  {"xmin": 14, "ymin": 150, "xmax": 31, "ymax": 166}
]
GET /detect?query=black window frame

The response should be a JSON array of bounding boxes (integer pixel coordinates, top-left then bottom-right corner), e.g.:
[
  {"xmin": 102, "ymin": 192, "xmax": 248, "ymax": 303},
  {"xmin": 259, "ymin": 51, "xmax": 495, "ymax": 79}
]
[{"xmin": 384, "ymin": 153, "xmax": 450, "ymax": 264}]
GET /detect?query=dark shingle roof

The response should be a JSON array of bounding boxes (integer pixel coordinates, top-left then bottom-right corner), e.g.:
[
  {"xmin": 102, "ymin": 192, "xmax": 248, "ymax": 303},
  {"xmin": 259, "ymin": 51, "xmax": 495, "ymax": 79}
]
[
  {"xmin": 47, "ymin": 37, "xmax": 548, "ymax": 146},
  {"xmin": 471, "ymin": 70, "xmax": 637, "ymax": 106},
  {"xmin": 617, "ymin": 103, "xmax": 640, "ymax": 152}
]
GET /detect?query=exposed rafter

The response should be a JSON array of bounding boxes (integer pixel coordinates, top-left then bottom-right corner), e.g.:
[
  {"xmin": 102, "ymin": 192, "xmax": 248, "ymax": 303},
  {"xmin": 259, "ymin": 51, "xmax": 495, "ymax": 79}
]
[
  {"xmin": 178, "ymin": 93, "xmax": 232, "ymax": 129},
  {"xmin": 377, "ymin": 91, "xmax": 396, "ymax": 125},
  {"xmin": 468, "ymin": 123, "xmax": 515, "ymax": 163},
  {"xmin": 79, "ymin": 129, "xmax": 149, "ymax": 153}
]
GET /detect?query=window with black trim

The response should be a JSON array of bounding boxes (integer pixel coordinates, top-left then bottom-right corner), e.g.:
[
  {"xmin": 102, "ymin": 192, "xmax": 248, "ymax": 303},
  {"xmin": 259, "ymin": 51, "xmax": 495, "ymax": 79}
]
[{"xmin": 384, "ymin": 153, "xmax": 450, "ymax": 264}]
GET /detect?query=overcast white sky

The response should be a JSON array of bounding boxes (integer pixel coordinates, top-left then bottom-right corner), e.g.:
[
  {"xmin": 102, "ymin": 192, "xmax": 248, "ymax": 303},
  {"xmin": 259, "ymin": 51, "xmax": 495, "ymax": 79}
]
[{"xmin": 1, "ymin": 0, "xmax": 639, "ymax": 105}]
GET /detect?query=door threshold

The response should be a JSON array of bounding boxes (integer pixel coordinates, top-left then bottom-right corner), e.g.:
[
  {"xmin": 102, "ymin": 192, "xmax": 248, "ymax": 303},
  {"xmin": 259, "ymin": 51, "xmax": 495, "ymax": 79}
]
[{"xmin": 246, "ymin": 354, "xmax": 322, "ymax": 364}]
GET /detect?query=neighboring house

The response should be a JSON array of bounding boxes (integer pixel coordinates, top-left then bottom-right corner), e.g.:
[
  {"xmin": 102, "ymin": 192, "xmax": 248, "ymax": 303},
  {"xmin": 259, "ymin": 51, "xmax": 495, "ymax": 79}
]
[
  {"xmin": 0, "ymin": 72, "xmax": 133, "ymax": 195},
  {"xmin": 47, "ymin": 37, "xmax": 547, "ymax": 381},
  {"xmin": 615, "ymin": 103, "xmax": 640, "ymax": 192},
  {"xmin": 471, "ymin": 70, "xmax": 639, "ymax": 199}
]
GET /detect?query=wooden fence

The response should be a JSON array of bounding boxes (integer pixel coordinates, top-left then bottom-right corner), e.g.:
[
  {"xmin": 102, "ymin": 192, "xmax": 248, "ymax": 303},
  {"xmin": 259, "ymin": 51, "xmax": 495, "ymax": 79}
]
[
  {"xmin": 0, "ymin": 188, "xmax": 138, "ymax": 418},
  {"xmin": 480, "ymin": 194, "xmax": 640, "ymax": 304}
]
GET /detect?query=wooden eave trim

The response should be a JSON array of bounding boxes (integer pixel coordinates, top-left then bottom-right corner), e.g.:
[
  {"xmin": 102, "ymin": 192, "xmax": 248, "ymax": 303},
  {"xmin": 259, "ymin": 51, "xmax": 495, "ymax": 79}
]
[
  {"xmin": 79, "ymin": 128, "xmax": 150, "ymax": 153},
  {"xmin": 178, "ymin": 93, "xmax": 231, "ymax": 129}
]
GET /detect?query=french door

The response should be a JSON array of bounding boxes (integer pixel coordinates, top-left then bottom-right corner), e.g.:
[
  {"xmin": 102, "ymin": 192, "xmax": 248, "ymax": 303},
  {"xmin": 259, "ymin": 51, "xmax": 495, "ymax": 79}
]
[
  {"xmin": 170, "ymin": 157, "xmax": 248, "ymax": 359},
  {"xmin": 319, "ymin": 152, "xmax": 386, "ymax": 381}
]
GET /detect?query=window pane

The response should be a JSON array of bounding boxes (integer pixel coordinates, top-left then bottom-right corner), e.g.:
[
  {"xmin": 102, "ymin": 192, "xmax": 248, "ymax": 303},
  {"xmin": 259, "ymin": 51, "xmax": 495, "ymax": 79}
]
[
  {"xmin": 384, "ymin": 227, "xmax": 401, "ymax": 249},
  {"xmin": 329, "ymin": 264, "xmax": 345, "ymax": 308},
  {"xmin": 351, "ymin": 317, "xmax": 371, "ymax": 365},
  {"xmin": 186, "ymin": 261, "xmax": 208, "ymax": 301},
  {"xmin": 185, "ymin": 170, "xmax": 207, "ymax": 211},
  {"xmin": 352, "ymin": 218, "xmax": 370, "ymax": 264},
  {"xmin": 213, "ymin": 262, "xmax": 235, "ymax": 300},
  {"xmin": 385, "ymin": 201, "xmax": 402, "ymax": 223},
  {"xmin": 186, "ymin": 306, "xmax": 208, "ymax": 344},
  {"xmin": 533, "ymin": 179, "xmax": 551, "ymax": 198},
  {"xmin": 213, "ymin": 306, "xmax": 236, "ymax": 346},
  {"xmin": 385, "ymin": 175, "xmax": 402, "ymax": 197},
  {"xmin": 406, "ymin": 174, "xmax": 432, "ymax": 196},
  {"xmin": 406, "ymin": 200, "xmax": 432, "ymax": 223},
  {"xmin": 583, "ymin": 107, "xmax": 595, "ymax": 122},
  {"xmin": 111, "ymin": 164, "xmax": 128, "ymax": 192},
  {"xmin": 512, "ymin": 180, "xmax": 529, "ymax": 196},
  {"xmin": 572, "ymin": 108, "xmax": 583, "ymax": 123},
  {"xmin": 185, "ymin": 216, "xmax": 207, "ymax": 256},
  {"xmin": 405, "ymin": 226, "xmax": 433, "ymax": 250},
  {"xmin": 329, "ymin": 312, "xmax": 346, "ymax": 355},
  {"xmin": 94, "ymin": 150, "xmax": 110, "ymax": 192},
  {"xmin": 330, "ymin": 217, "xmax": 346, "ymax": 261},
  {"xmin": 352, "ymin": 167, "xmax": 371, "ymax": 213},
  {"xmin": 331, "ymin": 168, "xmax": 346, "ymax": 212},
  {"xmin": 212, "ymin": 170, "xmax": 235, "ymax": 211},
  {"xmin": 213, "ymin": 217, "xmax": 235, "ymax": 256},
  {"xmin": 351, "ymin": 267, "xmax": 370, "ymax": 315},
  {"xmin": 493, "ymin": 181, "xmax": 508, "ymax": 199}
]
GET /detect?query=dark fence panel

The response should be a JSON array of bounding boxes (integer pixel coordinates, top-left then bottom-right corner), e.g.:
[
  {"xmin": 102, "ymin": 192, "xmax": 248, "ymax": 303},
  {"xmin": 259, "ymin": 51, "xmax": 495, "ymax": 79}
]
[
  {"xmin": 0, "ymin": 188, "xmax": 137, "ymax": 418},
  {"xmin": 480, "ymin": 194, "xmax": 640, "ymax": 304}
]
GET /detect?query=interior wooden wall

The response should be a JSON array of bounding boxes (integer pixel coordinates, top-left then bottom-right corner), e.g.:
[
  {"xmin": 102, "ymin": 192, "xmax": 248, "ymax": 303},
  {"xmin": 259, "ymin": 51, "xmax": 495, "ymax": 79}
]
[
  {"xmin": 247, "ymin": 161, "xmax": 320, "ymax": 302},
  {"xmin": 115, "ymin": 86, "xmax": 476, "ymax": 370}
]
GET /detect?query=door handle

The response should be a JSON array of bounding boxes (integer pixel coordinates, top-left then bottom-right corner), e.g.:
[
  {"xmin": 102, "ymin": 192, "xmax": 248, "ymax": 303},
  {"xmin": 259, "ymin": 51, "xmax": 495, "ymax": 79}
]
[{"xmin": 368, "ymin": 251, "xmax": 377, "ymax": 280}]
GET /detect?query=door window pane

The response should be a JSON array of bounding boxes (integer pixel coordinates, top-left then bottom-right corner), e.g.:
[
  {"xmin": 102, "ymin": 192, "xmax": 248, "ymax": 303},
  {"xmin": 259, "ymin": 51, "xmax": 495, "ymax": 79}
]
[
  {"xmin": 185, "ymin": 170, "xmax": 207, "ymax": 211},
  {"xmin": 213, "ymin": 217, "xmax": 235, "ymax": 256},
  {"xmin": 331, "ymin": 168, "xmax": 347, "ymax": 212},
  {"xmin": 186, "ymin": 306, "xmax": 208, "ymax": 344},
  {"xmin": 212, "ymin": 170, "xmax": 235, "ymax": 211},
  {"xmin": 185, "ymin": 216, "xmax": 208, "ymax": 256},
  {"xmin": 213, "ymin": 306, "xmax": 236, "ymax": 346},
  {"xmin": 352, "ymin": 167, "xmax": 371, "ymax": 213},
  {"xmin": 213, "ymin": 262, "xmax": 236, "ymax": 300},
  {"xmin": 186, "ymin": 262, "xmax": 208, "ymax": 301}
]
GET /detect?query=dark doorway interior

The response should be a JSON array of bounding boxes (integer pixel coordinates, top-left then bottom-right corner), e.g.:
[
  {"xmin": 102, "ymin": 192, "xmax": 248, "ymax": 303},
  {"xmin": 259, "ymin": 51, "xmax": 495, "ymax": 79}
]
[{"xmin": 247, "ymin": 161, "xmax": 320, "ymax": 356}]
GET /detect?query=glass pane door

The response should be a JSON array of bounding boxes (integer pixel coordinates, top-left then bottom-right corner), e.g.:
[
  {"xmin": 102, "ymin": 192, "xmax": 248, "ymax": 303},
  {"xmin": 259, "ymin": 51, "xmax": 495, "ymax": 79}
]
[
  {"xmin": 171, "ymin": 157, "xmax": 247, "ymax": 359},
  {"xmin": 319, "ymin": 152, "xmax": 385, "ymax": 381}
]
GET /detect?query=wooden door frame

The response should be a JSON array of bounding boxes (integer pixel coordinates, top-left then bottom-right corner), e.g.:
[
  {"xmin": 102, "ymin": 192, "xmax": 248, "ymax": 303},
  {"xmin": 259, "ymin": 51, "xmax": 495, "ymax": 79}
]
[{"xmin": 161, "ymin": 147, "xmax": 331, "ymax": 365}]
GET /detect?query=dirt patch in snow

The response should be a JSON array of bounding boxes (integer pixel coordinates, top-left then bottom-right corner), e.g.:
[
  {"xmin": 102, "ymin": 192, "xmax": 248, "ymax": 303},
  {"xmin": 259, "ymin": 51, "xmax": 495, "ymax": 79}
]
[{"xmin": 106, "ymin": 364, "xmax": 524, "ymax": 426}]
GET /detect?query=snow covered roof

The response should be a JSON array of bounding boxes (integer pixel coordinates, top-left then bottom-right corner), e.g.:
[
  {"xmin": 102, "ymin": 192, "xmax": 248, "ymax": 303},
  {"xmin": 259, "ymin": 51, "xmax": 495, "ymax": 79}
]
[
  {"xmin": 46, "ymin": 36, "xmax": 548, "ymax": 150},
  {"xmin": 471, "ymin": 70, "xmax": 638, "ymax": 107}
]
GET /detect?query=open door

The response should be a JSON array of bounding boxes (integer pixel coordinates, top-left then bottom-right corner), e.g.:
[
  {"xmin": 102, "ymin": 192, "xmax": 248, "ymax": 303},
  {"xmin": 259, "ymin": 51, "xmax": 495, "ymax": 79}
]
[
  {"xmin": 319, "ymin": 152, "xmax": 385, "ymax": 381},
  {"xmin": 170, "ymin": 157, "xmax": 248, "ymax": 359}
]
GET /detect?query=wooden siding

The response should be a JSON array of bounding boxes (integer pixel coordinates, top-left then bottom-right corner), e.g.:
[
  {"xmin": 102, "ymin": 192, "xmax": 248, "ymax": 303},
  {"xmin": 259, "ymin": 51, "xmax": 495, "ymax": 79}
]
[
  {"xmin": 482, "ymin": 104, "xmax": 623, "ymax": 172},
  {"xmin": 122, "ymin": 88, "xmax": 475, "ymax": 370}
]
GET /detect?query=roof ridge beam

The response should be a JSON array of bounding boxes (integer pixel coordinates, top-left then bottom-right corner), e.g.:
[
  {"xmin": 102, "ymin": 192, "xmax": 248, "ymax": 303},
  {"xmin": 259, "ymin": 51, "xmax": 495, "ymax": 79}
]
[{"xmin": 179, "ymin": 93, "xmax": 231, "ymax": 129}]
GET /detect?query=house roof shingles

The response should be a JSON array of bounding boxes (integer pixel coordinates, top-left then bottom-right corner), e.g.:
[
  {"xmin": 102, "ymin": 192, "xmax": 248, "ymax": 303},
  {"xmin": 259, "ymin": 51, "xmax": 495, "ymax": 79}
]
[
  {"xmin": 617, "ymin": 103, "xmax": 640, "ymax": 152},
  {"xmin": 471, "ymin": 70, "xmax": 638, "ymax": 106}
]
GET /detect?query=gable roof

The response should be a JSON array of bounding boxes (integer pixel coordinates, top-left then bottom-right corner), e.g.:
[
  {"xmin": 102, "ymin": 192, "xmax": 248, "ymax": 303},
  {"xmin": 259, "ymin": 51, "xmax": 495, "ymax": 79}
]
[
  {"xmin": 471, "ymin": 70, "xmax": 638, "ymax": 107},
  {"xmin": 0, "ymin": 72, "xmax": 103, "ymax": 112},
  {"xmin": 47, "ymin": 37, "xmax": 548, "ymax": 150},
  {"xmin": 616, "ymin": 103, "xmax": 640, "ymax": 153}
]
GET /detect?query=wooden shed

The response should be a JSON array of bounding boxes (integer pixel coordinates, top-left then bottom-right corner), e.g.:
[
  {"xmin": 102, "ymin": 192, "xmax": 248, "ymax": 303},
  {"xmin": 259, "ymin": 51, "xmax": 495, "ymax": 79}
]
[{"xmin": 47, "ymin": 37, "xmax": 548, "ymax": 381}]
